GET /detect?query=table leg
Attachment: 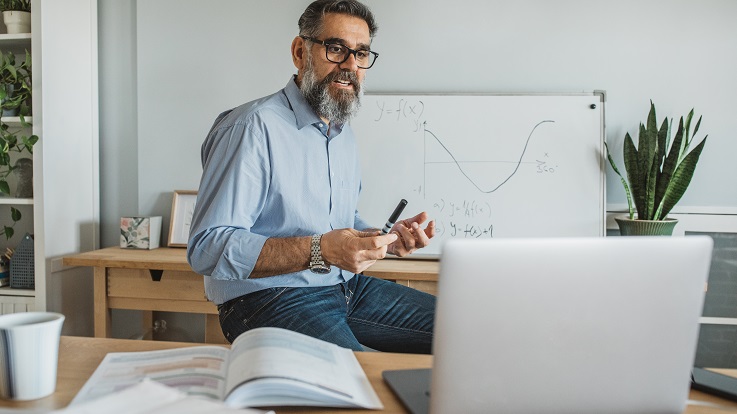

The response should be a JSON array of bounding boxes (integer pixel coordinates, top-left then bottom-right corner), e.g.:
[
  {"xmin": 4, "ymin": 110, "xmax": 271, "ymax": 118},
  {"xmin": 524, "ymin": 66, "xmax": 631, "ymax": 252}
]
[
  {"xmin": 142, "ymin": 311, "xmax": 154, "ymax": 339},
  {"xmin": 93, "ymin": 267, "xmax": 111, "ymax": 338},
  {"xmin": 205, "ymin": 314, "xmax": 228, "ymax": 344}
]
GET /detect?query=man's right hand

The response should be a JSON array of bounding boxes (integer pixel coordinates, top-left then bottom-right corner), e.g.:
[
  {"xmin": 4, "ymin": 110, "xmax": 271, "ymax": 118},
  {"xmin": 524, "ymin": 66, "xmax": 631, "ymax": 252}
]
[{"xmin": 321, "ymin": 229, "xmax": 398, "ymax": 274}]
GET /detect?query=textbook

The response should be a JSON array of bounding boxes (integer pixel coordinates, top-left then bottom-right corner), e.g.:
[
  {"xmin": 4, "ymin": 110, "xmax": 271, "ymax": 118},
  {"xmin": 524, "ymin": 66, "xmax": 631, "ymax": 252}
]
[{"xmin": 71, "ymin": 327, "xmax": 383, "ymax": 410}]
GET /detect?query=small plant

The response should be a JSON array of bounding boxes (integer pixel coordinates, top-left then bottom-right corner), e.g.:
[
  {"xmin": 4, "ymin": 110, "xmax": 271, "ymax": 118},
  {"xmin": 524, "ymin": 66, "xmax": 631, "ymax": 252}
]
[
  {"xmin": 0, "ymin": 0, "xmax": 31, "ymax": 12},
  {"xmin": 0, "ymin": 49, "xmax": 35, "ymax": 240},
  {"xmin": 605, "ymin": 102, "xmax": 707, "ymax": 221},
  {"xmin": 0, "ymin": 206, "xmax": 20, "ymax": 239}
]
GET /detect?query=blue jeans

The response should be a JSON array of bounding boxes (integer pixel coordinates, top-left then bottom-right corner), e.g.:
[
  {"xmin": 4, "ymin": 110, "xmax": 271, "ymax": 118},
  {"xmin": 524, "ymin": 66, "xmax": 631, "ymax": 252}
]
[{"xmin": 217, "ymin": 274, "xmax": 435, "ymax": 353}]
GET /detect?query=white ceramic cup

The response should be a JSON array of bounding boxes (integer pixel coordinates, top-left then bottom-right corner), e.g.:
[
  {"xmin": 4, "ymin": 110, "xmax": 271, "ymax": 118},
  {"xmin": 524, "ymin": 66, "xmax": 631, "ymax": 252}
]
[{"xmin": 0, "ymin": 312, "xmax": 65, "ymax": 400}]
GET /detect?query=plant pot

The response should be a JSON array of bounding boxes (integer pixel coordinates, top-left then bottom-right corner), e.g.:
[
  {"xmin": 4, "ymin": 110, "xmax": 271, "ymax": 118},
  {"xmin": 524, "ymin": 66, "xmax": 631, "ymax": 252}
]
[
  {"xmin": 13, "ymin": 157, "xmax": 32, "ymax": 198},
  {"xmin": 2, "ymin": 11, "xmax": 30, "ymax": 34},
  {"xmin": 614, "ymin": 216, "xmax": 678, "ymax": 236},
  {"xmin": 1, "ymin": 84, "xmax": 19, "ymax": 117}
]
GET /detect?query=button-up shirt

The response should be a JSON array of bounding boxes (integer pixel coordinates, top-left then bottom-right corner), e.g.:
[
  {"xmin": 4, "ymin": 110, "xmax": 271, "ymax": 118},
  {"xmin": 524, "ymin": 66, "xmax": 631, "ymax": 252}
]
[{"xmin": 187, "ymin": 77, "xmax": 372, "ymax": 304}]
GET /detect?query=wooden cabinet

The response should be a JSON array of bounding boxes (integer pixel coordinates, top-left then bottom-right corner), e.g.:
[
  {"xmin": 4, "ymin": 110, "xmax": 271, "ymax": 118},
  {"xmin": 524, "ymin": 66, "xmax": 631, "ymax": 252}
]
[{"xmin": 63, "ymin": 247, "xmax": 439, "ymax": 343}]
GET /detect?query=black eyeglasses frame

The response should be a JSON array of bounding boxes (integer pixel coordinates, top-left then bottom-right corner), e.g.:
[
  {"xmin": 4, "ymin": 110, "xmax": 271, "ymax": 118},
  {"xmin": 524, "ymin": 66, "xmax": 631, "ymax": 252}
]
[{"xmin": 300, "ymin": 35, "xmax": 379, "ymax": 69}]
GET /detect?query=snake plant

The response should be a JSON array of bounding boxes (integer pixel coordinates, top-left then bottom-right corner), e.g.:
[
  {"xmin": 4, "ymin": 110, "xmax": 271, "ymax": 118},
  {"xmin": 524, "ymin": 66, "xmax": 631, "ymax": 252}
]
[{"xmin": 605, "ymin": 102, "xmax": 707, "ymax": 221}]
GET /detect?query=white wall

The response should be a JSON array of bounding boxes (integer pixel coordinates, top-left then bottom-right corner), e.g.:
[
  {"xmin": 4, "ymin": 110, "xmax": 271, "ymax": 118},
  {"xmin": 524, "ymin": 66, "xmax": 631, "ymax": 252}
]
[
  {"xmin": 97, "ymin": 0, "xmax": 737, "ymax": 333},
  {"xmin": 40, "ymin": 0, "xmax": 99, "ymax": 334},
  {"xmin": 117, "ymin": 0, "xmax": 737, "ymax": 242}
]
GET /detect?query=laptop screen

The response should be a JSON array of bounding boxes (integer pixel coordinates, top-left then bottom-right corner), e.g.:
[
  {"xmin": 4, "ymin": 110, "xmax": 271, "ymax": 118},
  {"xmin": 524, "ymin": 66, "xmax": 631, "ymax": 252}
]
[{"xmin": 427, "ymin": 237, "xmax": 712, "ymax": 414}]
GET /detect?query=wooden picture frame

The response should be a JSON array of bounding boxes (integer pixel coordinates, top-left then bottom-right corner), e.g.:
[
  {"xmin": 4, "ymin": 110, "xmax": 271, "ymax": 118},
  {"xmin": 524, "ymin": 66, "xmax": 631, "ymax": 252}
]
[{"xmin": 168, "ymin": 190, "xmax": 198, "ymax": 247}]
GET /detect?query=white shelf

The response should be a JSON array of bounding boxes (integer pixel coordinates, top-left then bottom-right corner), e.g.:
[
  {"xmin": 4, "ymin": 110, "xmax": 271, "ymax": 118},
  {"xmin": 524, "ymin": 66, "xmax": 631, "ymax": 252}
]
[
  {"xmin": 0, "ymin": 286, "xmax": 34, "ymax": 297},
  {"xmin": 0, "ymin": 116, "xmax": 32, "ymax": 125},
  {"xmin": 0, "ymin": 198, "xmax": 33, "ymax": 205},
  {"xmin": 0, "ymin": 33, "xmax": 31, "ymax": 41},
  {"xmin": 0, "ymin": 33, "xmax": 31, "ymax": 53}
]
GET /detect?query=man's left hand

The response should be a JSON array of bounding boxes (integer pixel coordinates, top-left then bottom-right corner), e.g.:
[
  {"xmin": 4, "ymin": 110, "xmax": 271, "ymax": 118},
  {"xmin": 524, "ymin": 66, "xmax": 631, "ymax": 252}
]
[{"xmin": 386, "ymin": 212, "xmax": 435, "ymax": 257}]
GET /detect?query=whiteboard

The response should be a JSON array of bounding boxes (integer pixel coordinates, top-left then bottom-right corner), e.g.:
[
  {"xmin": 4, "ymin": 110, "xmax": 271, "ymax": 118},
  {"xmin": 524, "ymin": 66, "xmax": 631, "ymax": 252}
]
[{"xmin": 352, "ymin": 93, "xmax": 606, "ymax": 257}]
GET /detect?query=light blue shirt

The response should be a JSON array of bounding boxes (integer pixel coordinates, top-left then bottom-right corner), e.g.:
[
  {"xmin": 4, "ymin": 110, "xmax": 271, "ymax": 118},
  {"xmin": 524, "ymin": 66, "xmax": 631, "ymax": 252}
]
[{"xmin": 187, "ymin": 77, "xmax": 373, "ymax": 305}]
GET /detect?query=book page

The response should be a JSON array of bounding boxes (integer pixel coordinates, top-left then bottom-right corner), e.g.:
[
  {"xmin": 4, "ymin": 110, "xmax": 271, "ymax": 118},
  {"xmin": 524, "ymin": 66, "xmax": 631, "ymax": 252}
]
[
  {"xmin": 224, "ymin": 327, "xmax": 382, "ymax": 408},
  {"xmin": 62, "ymin": 379, "xmax": 270, "ymax": 414},
  {"xmin": 71, "ymin": 345, "xmax": 230, "ymax": 406}
]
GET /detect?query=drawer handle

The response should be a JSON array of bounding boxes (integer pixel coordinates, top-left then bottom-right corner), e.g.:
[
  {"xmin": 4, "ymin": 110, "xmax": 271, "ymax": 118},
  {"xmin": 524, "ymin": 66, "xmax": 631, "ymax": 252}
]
[{"xmin": 149, "ymin": 269, "xmax": 163, "ymax": 281}]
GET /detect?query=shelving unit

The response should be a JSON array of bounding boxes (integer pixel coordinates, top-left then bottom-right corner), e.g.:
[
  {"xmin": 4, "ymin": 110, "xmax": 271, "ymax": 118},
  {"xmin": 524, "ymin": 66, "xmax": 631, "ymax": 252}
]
[{"xmin": 0, "ymin": 12, "xmax": 41, "ymax": 314}]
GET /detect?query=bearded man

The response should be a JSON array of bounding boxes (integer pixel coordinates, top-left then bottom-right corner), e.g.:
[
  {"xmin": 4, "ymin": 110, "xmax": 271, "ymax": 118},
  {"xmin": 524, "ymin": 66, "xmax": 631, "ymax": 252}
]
[{"xmin": 187, "ymin": 0, "xmax": 435, "ymax": 353}]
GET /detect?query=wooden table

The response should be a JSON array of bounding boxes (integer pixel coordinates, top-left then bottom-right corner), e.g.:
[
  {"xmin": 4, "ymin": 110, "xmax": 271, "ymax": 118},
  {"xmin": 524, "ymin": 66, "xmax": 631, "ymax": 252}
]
[
  {"xmin": 62, "ymin": 247, "xmax": 439, "ymax": 344},
  {"xmin": 0, "ymin": 336, "xmax": 433, "ymax": 412},
  {"xmin": 0, "ymin": 336, "xmax": 734, "ymax": 413}
]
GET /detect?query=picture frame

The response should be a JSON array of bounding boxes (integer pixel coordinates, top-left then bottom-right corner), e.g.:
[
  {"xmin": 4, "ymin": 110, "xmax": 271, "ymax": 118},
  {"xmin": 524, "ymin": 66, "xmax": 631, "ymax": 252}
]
[{"xmin": 168, "ymin": 190, "xmax": 198, "ymax": 247}]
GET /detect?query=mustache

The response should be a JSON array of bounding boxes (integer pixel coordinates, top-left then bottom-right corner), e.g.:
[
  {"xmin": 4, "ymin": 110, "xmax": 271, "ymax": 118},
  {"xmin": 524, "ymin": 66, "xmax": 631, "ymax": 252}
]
[{"xmin": 323, "ymin": 70, "xmax": 360, "ymax": 89}]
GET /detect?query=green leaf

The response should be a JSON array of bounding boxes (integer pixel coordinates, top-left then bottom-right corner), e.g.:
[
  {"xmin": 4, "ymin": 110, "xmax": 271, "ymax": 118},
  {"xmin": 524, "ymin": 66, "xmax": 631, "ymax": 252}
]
[
  {"xmin": 605, "ymin": 141, "xmax": 635, "ymax": 219},
  {"xmin": 623, "ymin": 132, "xmax": 645, "ymax": 218},
  {"xmin": 10, "ymin": 207, "xmax": 20, "ymax": 222},
  {"xmin": 3, "ymin": 226, "xmax": 13, "ymax": 240},
  {"xmin": 0, "ymin": 180, "xmax": 8, "ymax": 195},
  {"xmin": 653, "ymin": 117, "xmax": 683, "ymax": 217},
  {"xmin": 657, "ymin": 137, "xmax": 707, "ymax": 218}
]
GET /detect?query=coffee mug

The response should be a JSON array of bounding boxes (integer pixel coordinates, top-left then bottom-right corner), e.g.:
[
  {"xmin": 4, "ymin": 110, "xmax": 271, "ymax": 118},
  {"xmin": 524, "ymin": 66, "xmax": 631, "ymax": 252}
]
[{"xmin": 0, "ymin": 312, "xmax": 65, "ymax": 400}]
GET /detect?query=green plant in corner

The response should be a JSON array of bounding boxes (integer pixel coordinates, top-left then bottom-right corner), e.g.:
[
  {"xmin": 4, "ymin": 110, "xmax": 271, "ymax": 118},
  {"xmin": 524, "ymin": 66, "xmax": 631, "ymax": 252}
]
[
  {"xmin": 0, "ymin": 49, "xmax": 36, "ymax": 240},
  {"xmin": 605, "ymin": 102, "xmax": 707, "ymax": 221},
  {"xmin": 0, "ymin": 0, "xmax": 31, "ymax": 12}
]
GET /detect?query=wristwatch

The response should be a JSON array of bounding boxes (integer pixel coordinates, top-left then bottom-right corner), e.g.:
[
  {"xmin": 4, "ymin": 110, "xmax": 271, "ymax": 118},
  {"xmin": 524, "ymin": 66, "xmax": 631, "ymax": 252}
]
[{"xmin": 309, "ymin": 234, "xmax": 331, "ymax": 274}]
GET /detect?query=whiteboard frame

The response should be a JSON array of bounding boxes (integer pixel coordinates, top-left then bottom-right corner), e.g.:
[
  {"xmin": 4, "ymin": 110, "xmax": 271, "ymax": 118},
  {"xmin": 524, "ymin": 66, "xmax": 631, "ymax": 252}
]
[{"xmin": 356, "ymin": 91, "xmax": 607, "ymax": 259}]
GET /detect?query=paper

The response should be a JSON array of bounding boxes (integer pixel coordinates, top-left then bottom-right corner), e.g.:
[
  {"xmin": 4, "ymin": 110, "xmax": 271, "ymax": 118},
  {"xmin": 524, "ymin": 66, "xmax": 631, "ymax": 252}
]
[{"xmin": 59, "ymin": 379, "xmax": 270, "ymax": 414}]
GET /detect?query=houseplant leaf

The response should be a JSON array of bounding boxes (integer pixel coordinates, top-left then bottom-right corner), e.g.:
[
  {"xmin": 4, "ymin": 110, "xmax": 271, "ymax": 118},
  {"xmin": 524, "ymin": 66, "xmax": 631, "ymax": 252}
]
[
  {"xmin": 653, "ymin": 117, "xmax": 684, "ymax": 218},
  {"xmin": 656, "ymin": 137, "xmax": 707, "ymax": 219},
  {"xmin": 623, "ymin": 132, "xmax": 644, "ymax": 218}
]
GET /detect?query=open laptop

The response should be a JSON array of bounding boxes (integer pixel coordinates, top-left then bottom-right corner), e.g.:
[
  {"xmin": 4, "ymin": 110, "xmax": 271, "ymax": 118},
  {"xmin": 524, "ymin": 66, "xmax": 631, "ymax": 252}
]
[{"xmin": 384, "ymin": 236, "xmax": 713, "ymax": 414}]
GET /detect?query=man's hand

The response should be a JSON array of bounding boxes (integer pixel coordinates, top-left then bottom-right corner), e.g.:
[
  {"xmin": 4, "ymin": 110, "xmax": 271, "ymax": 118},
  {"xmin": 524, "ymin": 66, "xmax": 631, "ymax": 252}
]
[
  {"xmin": 321, "ymin": 228, "xmax": 398, "ymax": 274},
  {"xmin": 386, "ymin": 212, "xmax": 435, "ymax": 257}
]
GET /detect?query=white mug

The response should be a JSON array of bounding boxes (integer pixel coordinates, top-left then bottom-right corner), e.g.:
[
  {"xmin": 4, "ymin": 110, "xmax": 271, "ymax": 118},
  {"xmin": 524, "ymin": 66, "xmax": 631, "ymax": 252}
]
[{"xmin": 0, "ymin": 312, "xmax": 65, "ymax": 400}]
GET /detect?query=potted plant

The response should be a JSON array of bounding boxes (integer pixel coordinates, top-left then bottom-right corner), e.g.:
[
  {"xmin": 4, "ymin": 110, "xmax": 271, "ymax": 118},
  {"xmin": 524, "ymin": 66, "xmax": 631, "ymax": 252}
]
[
  {"xmin": 0, "ymin": 48, "xmax": 35, "ymax": 240},
  {"xmin": 605, "ymin": 102, "xmax": 707, "ymax": 236},
  {"xmin": 0, "ymin": 0, "xmax": 30, "ymax": 34}
]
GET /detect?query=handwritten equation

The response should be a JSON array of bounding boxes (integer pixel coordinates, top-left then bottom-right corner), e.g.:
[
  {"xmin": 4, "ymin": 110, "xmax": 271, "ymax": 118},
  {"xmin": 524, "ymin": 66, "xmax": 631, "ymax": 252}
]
[
  {"xmin": 435, "ymin": 220, "xmax": 493, "ymax": 239},
  {"xmin": 431, "ymin": 198, "xmax": 493, "ymax": 238},
  {"xmin": 432, "ymin": 198, "xmax": 491, "ymax": 219},
  {"xmin": 373, "ymin": 99, "xmax": 425, "ymax": 132}
]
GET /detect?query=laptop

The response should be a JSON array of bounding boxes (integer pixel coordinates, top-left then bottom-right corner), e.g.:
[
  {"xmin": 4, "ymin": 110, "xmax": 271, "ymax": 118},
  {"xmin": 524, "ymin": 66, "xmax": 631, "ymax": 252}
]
[{"xmin": 384, "ymin": 236, "xmax": 713, "ymax": 414}]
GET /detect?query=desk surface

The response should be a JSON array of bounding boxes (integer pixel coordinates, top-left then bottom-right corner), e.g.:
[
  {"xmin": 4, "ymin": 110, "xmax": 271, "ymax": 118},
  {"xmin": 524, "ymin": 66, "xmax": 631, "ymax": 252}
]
[
  {"xmin": 0, "ymin": 336, "xmax": 432, "ymax": 412},
  {"xmin": 0, "ymin": 336, "xmax": 735, "ymax": 413},
  {"xmin": 63, "ymin": 246, "xmax": 440, "ymax": 282}
]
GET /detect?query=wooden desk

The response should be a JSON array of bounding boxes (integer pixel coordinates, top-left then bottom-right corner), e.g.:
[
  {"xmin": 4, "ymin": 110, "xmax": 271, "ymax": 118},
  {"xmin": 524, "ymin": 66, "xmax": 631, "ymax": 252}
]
[
  {"xmin": 0, "ymin": 336, "xmax": 433, "ymax": 412},
  {"xmin": 0, "ymin": 336, "xmax": 734, "ymax": 414},
  {"xmin": 62, "ymin": 247, "xmax": 439, "ymax": 344}
]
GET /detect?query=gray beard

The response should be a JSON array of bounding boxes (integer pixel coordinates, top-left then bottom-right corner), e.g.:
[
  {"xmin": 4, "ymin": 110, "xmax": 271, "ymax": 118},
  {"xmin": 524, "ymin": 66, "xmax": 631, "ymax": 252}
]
[{"xmin": 299, "ymin": 51, "xmax": 363, "ymax": 125}]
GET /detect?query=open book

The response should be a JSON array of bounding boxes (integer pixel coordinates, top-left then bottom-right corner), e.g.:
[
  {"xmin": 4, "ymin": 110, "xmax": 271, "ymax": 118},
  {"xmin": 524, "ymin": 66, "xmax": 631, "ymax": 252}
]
[{"xmin": 71, "ymin": 327, "xmax": 383, "ymax": 410}]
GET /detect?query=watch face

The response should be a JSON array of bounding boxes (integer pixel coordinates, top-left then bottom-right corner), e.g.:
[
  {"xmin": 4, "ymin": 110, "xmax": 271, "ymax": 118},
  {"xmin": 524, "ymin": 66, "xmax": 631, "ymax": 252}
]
[{"xmin": 310, "ymin": 264, "xmax": 331, "ymax": 274}]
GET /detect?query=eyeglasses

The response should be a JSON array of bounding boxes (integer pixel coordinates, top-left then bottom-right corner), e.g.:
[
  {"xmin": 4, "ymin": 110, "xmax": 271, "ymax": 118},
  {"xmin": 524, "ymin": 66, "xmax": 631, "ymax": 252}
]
[{"xmin": 300, "ymin": 35, "xmax": 379, "ymax": 69}]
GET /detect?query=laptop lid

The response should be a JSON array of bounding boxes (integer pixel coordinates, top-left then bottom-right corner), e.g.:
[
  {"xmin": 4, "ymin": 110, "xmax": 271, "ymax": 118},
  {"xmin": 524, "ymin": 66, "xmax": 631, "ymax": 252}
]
[{"xmin": 428, "ymin": 236, "xmax": 712, "ymax": 414}]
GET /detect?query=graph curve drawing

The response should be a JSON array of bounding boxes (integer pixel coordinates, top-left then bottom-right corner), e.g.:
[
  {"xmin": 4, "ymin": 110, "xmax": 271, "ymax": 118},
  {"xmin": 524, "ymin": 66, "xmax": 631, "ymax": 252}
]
[{"xmin": 422, "ymin": 120, "xmax": 555, "ymax": 197}]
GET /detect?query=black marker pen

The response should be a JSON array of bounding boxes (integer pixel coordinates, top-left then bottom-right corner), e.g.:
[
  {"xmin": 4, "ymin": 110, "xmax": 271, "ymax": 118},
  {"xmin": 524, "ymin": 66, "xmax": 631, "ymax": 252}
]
[{"xmin": 382, "ymin": 199, "xmax": 408, "ymax": 234}]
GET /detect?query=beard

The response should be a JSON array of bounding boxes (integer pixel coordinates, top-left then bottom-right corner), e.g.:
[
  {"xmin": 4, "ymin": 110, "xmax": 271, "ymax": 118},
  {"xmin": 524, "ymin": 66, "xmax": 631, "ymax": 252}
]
[{"xmin": 299, "ymin": 50, "xmax": 363, "ymax": 125}]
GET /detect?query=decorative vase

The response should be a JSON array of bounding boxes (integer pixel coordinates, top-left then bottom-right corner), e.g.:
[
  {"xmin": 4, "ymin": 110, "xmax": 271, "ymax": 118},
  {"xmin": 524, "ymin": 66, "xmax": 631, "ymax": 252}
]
[
  {"xmin": 1, "ymin": 84, "xmax": 18, "ymax": 117},
  {"xmin": 614, "ymin": 216, "xmax": 678, "ymax": 236},
  {"xmin": 13, "ymin": 157, "xmax": 32, "ymax": 198},
  {"xmin": 2, "ymin": 11, "xmax": 31, "ymax": 34}
]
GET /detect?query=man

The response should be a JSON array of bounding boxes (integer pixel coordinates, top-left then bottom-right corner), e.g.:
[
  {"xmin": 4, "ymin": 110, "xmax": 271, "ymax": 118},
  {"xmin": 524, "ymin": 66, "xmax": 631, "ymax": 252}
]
[{"xmin": 187, "ymin": 0, "xmax": 435, "ymax": 354}]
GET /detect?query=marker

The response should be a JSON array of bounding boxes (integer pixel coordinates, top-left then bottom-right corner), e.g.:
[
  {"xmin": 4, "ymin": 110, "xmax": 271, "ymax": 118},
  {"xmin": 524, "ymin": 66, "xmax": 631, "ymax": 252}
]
[{"xmin": 382, "ymin": 199, "xmax": 408, "ymax": 234}]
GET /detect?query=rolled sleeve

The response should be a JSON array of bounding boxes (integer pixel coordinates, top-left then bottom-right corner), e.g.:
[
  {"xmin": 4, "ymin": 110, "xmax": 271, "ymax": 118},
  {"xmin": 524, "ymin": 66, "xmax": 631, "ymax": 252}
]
[{"xmin": 187, "ymin": 114, "xmax": 271, "ymax": 280}]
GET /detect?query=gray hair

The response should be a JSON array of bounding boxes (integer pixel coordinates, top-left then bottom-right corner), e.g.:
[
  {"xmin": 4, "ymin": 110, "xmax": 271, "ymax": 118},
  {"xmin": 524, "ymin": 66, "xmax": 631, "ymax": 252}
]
[{"xmin": 298, "ymin": 0, "xmax": 378, "ymax": 39}]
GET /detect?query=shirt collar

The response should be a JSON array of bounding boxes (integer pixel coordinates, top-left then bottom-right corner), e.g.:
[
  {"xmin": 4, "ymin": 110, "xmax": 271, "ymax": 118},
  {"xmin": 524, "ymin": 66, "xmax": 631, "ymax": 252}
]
[
  {"xmin": 284, "ymin": 76, "xmax": 344, "ymax": 135},
  {"xmin": 284, "ymin": 76, "xmax": 321, "ymax": 130}
]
